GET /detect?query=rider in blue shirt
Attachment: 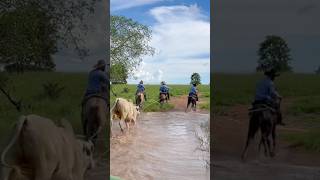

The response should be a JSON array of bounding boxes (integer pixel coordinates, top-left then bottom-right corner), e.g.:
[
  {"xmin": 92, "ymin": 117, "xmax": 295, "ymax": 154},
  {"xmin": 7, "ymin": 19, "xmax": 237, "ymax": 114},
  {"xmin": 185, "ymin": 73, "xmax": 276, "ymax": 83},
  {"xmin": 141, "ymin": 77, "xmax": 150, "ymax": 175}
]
[
  {"xmin": 85, "ymin": 59, "xmax": 108, "ymax": 98},
  {"xmin": 187, "ymin": 83, "xmax": 198, "ymax": 107},
  {"xmin": 136, "ymin": 80, "xmax": 147, "ymax": 101},
  {"xmin": 253, "ymin": 68, "xmax": 285, "ymax": 125},
  {"xmin": 159, "ymin": 81, "xmax": 170, "ymax": 100}
]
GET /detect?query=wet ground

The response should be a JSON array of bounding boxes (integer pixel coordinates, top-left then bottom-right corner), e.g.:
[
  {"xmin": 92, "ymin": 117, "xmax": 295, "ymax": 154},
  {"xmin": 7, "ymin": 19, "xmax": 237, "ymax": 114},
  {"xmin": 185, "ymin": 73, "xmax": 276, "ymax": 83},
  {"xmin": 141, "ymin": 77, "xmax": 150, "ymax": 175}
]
[
  {"xmin": 111, "ymin": 111, "xmax": 210, "ymax": 180},
  {"xmin": 213, "ymin": 104, "xmax": 320, "ymax": 180}
]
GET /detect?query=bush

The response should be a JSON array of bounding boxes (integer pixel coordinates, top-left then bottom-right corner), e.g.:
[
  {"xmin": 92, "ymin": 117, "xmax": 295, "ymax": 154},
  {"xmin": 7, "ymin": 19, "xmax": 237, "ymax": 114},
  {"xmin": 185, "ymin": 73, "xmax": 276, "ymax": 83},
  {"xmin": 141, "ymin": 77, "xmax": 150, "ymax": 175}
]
[{"xmin": 42, "ymin": 81, "xmax": 65, "ymax": 99}]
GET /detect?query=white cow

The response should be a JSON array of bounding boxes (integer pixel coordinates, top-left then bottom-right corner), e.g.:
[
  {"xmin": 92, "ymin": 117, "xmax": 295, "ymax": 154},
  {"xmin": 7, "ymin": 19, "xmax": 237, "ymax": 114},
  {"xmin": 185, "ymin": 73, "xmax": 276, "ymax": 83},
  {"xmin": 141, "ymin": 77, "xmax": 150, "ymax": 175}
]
[
  {"xmin": 110, "ymin": 98, "xmax": 140, "ymax": 134},
  {"xmin": 1, "ymin": 114, "xmax": 94, "ymax": 180}
]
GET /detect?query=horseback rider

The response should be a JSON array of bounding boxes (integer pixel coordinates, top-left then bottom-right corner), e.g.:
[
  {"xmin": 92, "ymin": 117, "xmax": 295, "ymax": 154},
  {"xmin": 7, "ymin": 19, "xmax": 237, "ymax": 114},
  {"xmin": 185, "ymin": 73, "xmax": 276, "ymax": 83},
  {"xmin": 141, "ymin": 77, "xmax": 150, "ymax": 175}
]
[
  {"xmin": 136, "ymin": 80, "xmax": 147, "ymax": 101},
  {"xmin": 252, "ymin": 68, "xmax": 285, "ymax": 126},
  {"xmin": 187, "ymin": 83, "xmax": 198, "ymax": 106},
  {"xmin": 159, "ymin": 81, "xmax": 170, "ymax": 100},
  {"xmin": 82, "ymin": 59, "xmax": 108, "ymax": 137},
  {"xmin": 84, "ymin": 59, "xmax": 108, "ymax": 98}
]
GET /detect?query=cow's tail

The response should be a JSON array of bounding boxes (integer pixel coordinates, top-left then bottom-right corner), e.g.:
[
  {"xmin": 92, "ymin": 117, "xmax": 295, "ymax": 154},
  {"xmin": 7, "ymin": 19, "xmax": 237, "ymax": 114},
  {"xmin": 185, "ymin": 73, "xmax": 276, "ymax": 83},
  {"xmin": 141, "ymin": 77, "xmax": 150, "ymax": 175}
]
[
  {"xmin": 1, "ymin": 116, "xmax": 27, "ymax": 177},
  {"xmin": 1, "ymin": 116, "xmax": 27, "ymax": 168},
  {"xmin": 110, "ymin": 98, "xmax": 120, "ymax": 113}
]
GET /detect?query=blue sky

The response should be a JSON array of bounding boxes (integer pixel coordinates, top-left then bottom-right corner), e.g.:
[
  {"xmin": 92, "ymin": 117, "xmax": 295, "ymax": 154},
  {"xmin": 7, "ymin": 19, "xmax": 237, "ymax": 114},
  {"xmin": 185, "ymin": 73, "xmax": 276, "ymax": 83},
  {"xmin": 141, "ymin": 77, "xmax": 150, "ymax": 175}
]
[{"xmin": 111, "ymin": 0, "xmax": 210, "ymax": 84}]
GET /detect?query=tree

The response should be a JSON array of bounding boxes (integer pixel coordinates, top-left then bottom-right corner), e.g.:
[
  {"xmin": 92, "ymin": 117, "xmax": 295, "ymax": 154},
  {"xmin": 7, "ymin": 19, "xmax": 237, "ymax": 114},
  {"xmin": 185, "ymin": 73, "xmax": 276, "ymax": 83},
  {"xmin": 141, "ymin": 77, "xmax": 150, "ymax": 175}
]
[
  {"xmin": 0, "ymin": 0, "xmax": 99, "ymax": 60},
  {"xmin": 190, "ymin": 73, "xmax": 201, "ymax": 85},
  {"xmin": 110, "ymin": 15, "xmax": 155, "ymax": 83},
  {"xmin": 110, "ymin": 63, "xmax": 128, "ymax": 84},
  {"xmin": 257, "ymin": 35, "xmax": 292, "ymax": 72},
  {"xmin": 0, "ymin": 5, "xmax": 57, "ymax": 72}
]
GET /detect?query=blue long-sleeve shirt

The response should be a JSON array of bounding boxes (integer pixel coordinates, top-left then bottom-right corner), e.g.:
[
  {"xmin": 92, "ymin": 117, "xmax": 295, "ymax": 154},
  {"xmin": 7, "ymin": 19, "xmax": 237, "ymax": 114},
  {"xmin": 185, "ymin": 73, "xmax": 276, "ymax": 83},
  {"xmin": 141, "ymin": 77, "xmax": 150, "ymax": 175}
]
[
  {"xmin": 255, "ymin": 77, "xmax": 279, "ymax": 102},
  {"xmin": 137, "ymin": 84, "xmax": 145, "ymax": 93},
  {"xmin": 85, "ymin": 69, "xmax": 108, "ymax": 96},
  {"xmin": 160, "ymin": 85, "xmax": 169, "ymax": 93},
  {"xmin": 189, "ymin": 85, "xmax": 197, "ymax": 96}
]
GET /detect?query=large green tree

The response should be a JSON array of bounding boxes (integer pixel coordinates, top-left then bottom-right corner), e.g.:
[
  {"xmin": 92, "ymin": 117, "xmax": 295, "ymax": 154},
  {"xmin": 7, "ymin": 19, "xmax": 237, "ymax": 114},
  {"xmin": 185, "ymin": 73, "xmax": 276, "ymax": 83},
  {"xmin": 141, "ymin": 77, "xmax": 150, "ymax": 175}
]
[
  {"xmin": 110, "ymin": 15, "xmax": 155, "ymax": 83},
  {"xmin": 190, "ymin": 73, "xmax": 201, "ymax": 85},
  {"xmin": 257, "ymin": 35, "xmax": 292, "ymax": 72},
  {"xmin": 0, "ymin": 5, "xmax": 57, "ymax": 72}
]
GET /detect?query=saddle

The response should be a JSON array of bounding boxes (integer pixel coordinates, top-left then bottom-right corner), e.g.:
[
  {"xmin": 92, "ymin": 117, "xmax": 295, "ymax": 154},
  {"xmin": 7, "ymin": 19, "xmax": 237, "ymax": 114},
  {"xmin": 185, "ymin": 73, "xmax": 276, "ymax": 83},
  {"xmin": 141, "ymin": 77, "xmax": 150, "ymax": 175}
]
[{"xmin": 248, "ymin": 103, "xmax": 276, "ymax": 114}]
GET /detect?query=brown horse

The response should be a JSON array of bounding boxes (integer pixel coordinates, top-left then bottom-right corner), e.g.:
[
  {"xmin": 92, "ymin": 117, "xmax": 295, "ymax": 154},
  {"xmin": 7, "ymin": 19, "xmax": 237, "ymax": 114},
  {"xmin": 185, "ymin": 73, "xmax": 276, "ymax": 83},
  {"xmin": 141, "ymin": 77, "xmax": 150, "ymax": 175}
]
[
  {"xmin": 186, "ymin": 95, "xmax": 197, "ymax": 112},
  {"xmin": 159, "ymin": 93, "xmax": 168, "ymax": 105},
  {"xmin": 241, "ymin": 104, "xmax": 278, "ymax": 160},
  {"xmin": 82, "ymin": 95, "xmax": 109, "ymax": 153},
  {"xmin": 135, "ymin": 92, "xmax": 144, "ymax": 109}
]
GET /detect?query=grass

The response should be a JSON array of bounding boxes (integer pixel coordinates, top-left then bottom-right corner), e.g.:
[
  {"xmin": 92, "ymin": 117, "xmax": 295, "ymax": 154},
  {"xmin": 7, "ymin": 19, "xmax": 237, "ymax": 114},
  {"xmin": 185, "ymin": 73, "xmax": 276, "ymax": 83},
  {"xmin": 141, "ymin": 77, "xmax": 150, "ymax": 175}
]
[
  {"xmin": 111, "ymin": 84, "xmax": 210, "ymax": 112},
  {"xmin": 213, "ymin": 73, "xmax": 320, "ymax": 152},
  {"xmin": 0, "ymin": 72, "xmax": 210, "ymax": 147},
  {"xmin": 282, "ymin": 129, "xmax": 320, "ymax": 152}
]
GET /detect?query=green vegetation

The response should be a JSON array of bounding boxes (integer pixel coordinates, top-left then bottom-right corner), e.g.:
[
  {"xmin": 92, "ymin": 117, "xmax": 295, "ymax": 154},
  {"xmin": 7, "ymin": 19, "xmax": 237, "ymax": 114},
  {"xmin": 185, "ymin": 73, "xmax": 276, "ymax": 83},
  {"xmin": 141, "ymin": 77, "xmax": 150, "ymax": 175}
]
[
  {"xmin": 213, "ymin": 73, "xmax": 320, "ymax": 152},
  {"xmin": 0, "ymin": 72, "xmax": 210, "ymax": 147},
  {"xmin": 111, "ymin": 84, "xmax": 210, "ymax": 112}
]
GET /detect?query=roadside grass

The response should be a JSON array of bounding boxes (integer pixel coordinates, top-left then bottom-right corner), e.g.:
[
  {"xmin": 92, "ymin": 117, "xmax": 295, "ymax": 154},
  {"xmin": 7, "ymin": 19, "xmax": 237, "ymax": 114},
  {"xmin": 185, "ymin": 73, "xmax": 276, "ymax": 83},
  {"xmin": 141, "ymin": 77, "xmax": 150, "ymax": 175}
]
[
  {"xmin": 213, "ymin": 73, "xmax": 320, "ymax": 152},
  {"xmin": 282, "ymin": 129, "xmax": 320, "ymax": 152}
]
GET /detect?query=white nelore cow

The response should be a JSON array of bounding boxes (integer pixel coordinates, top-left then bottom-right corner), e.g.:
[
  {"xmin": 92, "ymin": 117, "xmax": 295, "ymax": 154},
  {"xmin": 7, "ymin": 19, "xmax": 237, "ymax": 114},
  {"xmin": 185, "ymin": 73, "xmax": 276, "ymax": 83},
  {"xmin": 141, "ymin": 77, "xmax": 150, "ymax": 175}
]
[
  {"xmin": 110, "ymin": 98, "xmax": 140, "ymax": 133},
  {"xmin": 0, "ymin": 114, "xmax": 94, "ymax": 180}
]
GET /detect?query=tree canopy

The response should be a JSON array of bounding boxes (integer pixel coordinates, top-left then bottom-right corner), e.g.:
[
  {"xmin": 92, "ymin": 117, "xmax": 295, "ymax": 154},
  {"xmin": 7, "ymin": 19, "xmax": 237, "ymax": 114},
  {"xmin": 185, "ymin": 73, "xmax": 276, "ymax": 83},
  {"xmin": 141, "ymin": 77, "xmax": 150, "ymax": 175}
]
[
  {"xmin": 190, "ymin": 73, "xmax": 201, "ymax": 85},
  {"xmin": 0, "ymin": 0, "xmax": 99, "ymax": 72},
  {"xmin": 257, "ymin": 35, "xmax": 292, "ymax": 72},
  {"xmin": 0, "ymin": 5, "xmax": 57, "ymax": 72},
  {"xmin": 110, "ymin": 15, "xmax": 155, "ymax": 83}
]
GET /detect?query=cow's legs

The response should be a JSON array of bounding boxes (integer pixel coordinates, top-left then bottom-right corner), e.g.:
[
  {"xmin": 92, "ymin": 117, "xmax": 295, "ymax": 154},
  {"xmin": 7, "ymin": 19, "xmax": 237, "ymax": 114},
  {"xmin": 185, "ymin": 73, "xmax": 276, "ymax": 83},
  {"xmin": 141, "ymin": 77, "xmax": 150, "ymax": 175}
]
[{"xmin": 119, "ymin": 121, "xmax": 124, "ymax": 132}]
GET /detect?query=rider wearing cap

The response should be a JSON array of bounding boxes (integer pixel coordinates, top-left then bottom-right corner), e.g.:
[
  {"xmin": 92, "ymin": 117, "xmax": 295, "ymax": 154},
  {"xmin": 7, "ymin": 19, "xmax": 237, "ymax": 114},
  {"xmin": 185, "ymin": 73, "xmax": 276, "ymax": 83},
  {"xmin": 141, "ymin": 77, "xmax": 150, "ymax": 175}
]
[
  {"xmin": 159, "ymin": 81, "xmax": 170, "ymax": 100},
  {"xmin": 253, "ymin": 68, "xmax": 285, "ymax": 126},
  {"xmin": 136, "ymin": 80, "xmax": 147, "ymax": 101}
]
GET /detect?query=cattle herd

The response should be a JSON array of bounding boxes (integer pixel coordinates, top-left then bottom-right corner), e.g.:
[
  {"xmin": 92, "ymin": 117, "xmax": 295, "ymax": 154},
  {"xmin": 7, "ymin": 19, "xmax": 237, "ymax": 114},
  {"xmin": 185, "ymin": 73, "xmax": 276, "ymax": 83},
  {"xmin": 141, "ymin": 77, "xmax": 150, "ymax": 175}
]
[{"xmin": 0, "ymin": 97, "xmax": 139, "ymax": 180}]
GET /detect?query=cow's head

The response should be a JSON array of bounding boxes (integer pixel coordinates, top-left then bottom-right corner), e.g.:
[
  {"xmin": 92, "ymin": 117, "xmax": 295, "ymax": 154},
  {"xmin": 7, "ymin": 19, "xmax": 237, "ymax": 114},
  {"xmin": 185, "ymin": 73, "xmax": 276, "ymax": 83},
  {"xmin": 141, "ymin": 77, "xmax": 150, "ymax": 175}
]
[{"xmin": 81, "ymin": 140, "xmax": 95, "ymax": 170}]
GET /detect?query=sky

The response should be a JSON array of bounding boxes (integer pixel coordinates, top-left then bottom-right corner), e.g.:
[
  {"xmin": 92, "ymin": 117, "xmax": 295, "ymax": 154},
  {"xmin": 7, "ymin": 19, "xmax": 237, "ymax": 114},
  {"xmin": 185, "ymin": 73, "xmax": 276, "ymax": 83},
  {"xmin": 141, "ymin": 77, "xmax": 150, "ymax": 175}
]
[
  {"xmin": 111, "ymin": 0, "xmax": 210, "ymax": 84},
  {"xmin": 213, "ymin": 0, "xmax": 320, "ymax": 73}
]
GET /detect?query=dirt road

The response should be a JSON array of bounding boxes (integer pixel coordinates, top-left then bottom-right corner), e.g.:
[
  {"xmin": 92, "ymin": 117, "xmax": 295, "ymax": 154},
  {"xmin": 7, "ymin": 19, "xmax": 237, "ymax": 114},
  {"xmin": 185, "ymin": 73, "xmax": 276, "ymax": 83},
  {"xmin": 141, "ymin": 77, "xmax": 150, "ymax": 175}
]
[
  {"xmin": 213, "ymin": 104, "xmax": 320, "ymax": 180},
  {"xmin": 110, "ymin": 96, "xmax": 210, "ymax": 180}
]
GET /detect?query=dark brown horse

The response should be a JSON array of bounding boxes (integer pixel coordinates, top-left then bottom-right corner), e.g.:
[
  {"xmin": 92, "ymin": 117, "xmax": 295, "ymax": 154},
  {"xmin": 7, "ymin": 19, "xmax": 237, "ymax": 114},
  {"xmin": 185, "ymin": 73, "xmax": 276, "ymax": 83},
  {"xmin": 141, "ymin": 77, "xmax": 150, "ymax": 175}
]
[
  {"xmin": 159, "ymin": 93, "xmax": 168, "ymax": 105},
  {"xmin": 241, "ymin": 104, "xmax": 278, "ymax": 160},
  {"xmin": 186, "ymin": 95, "xmax": 197, "ymax": 112},
  {"xmin": 82, "ymin": 94, "xmax": 109, "ymax": 153}
]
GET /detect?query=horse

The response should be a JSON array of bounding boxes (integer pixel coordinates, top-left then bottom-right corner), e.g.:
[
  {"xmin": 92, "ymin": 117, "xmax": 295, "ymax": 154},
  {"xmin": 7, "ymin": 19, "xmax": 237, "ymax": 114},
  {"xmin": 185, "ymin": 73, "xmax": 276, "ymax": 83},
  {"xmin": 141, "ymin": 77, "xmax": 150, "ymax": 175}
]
[
  {"xmin": 135, "ymin": 92, "xmax": 144, "ymax": 109},
  {"xmin": 186, "ymin": 94, "xmax": 197, "ymax": 112},
  {"xmin": 241, "ymin": 101, "xmax": 279, "ymax": 160},
  {"xmin": 81, "ymin": 94, "xmax": 109, "ymax": 154},
  {"xmin": 159, "ymin": 93, "xmax": 168, "ymax": 106}
]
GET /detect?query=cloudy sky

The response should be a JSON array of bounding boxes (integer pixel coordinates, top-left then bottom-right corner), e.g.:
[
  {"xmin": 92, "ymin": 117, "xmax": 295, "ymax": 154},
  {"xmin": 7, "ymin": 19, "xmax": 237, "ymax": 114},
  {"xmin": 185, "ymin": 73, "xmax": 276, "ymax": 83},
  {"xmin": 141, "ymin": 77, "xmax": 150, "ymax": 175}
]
[
  {"xmin": 111, "ymin": 0, "xmax": 210, "ymax": 84},
  {"xmin": 213, "ymin": 0, "xmax": 320, "ymax": 73}
]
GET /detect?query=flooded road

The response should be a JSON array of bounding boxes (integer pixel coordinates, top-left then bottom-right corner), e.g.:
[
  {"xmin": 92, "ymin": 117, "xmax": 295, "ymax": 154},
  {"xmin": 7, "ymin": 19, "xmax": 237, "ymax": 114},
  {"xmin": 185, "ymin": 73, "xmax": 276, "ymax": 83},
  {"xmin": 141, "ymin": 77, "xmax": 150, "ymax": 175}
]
[{"xmin": 111, "ymin": 112, "xmax": 210, "ymax": 180}]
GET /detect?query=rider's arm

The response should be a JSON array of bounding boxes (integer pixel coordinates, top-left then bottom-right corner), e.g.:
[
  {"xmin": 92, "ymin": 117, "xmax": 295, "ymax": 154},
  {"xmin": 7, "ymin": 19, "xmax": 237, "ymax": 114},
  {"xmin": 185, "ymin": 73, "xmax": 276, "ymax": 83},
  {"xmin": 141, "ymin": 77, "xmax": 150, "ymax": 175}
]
[{"xmin": 270, "ymin": 82, "xmax": 281, "ymax": 99}]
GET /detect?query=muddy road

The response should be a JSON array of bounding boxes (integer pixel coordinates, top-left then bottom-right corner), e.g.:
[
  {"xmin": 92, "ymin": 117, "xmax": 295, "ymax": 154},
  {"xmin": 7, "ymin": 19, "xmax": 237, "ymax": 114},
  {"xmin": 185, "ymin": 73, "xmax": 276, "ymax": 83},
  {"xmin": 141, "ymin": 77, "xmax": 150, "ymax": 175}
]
[
  {"xmin": 110, "ymin": 111, "xmax": 210, "ymax": 180},
  {"xmin": 213, "ymin": 104, "xmax": 320, "ymax": 180}
]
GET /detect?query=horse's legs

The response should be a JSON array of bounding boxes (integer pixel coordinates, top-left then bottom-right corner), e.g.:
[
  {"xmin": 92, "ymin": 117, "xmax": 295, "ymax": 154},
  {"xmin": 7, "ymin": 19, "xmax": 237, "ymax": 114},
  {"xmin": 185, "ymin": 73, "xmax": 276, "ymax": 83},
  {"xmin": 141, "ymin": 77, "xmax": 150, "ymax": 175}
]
[
  {"xmin": 261, "ymin": 136, "xmax": 268, "ymax": 156},
  {"xmin": 241, "ymin": 135, "xmax": 252, "ymax": 160},
  {"xmin": 125, "ymin": 121, "xmax": 130, "ymax": 133},
  {"xmin": 271, "ymin": 125, "xmax": 276, "ymax": 157}
]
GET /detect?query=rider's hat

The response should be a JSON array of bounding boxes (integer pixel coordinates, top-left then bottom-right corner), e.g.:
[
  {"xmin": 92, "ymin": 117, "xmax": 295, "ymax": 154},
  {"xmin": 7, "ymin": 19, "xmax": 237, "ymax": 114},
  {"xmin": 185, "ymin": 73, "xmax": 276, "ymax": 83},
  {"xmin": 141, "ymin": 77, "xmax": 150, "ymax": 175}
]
[
  {"xmin": 140, "ymin": 80, "xmax": 143, "ymax": 84},
  {"xmin": 93, "ymin": 59, "xmax": 106, "ymax": 69}
]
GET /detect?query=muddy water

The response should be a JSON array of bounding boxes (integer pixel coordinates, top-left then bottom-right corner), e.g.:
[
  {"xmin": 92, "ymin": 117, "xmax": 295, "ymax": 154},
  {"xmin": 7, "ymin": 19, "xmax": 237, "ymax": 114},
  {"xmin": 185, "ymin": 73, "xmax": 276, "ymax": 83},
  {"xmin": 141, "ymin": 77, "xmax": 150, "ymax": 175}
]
[{"xmin": 111, "ymin": 112, "xmax": 210, "ymax": 180}]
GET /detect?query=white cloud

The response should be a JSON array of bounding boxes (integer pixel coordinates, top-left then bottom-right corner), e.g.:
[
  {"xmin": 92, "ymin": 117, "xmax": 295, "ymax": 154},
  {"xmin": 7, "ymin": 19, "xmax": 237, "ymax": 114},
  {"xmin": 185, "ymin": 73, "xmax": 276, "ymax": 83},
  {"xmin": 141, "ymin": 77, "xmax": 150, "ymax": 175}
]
[
  {"xmin": 128, "ymin": 4, "xmax": 210, "ymax": 84},
  {"xmin": 111, "ymin": 0, "xmax": 165, "ymax": 11}
]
